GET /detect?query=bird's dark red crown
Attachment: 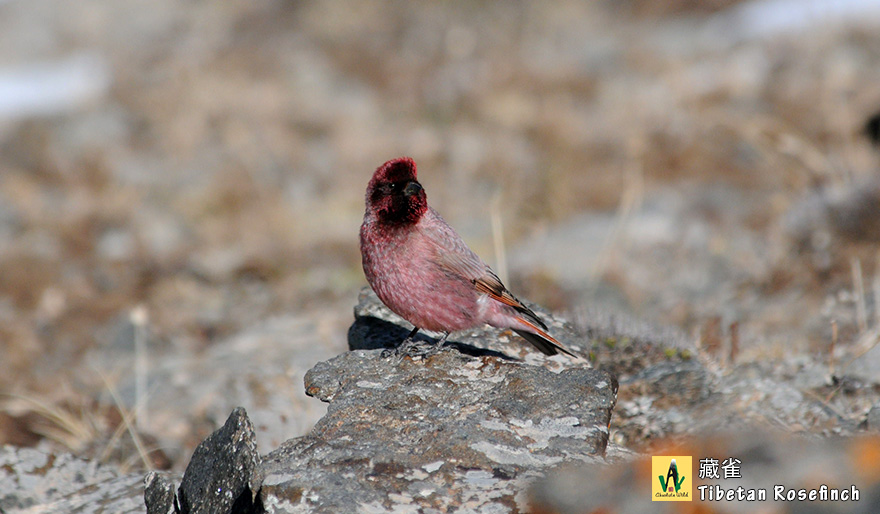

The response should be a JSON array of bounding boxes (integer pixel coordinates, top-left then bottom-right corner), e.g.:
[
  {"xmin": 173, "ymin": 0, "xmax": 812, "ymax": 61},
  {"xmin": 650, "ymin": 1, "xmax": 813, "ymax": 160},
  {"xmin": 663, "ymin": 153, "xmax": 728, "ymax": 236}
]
[
  {"xmin": 366, "ymin": 157, "xmax": 427, "ymax": 225},
  {"xmin": 371, "ymin": 157, "xmax": 417, "ymax": 185}
]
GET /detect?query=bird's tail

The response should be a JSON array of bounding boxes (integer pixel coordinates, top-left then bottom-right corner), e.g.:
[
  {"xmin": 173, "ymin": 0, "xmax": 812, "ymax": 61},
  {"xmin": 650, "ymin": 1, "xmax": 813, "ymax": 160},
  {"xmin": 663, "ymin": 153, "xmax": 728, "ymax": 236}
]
[{"xmin": 512, "ymin": 318, "xmax": 579, "ymax": 358}]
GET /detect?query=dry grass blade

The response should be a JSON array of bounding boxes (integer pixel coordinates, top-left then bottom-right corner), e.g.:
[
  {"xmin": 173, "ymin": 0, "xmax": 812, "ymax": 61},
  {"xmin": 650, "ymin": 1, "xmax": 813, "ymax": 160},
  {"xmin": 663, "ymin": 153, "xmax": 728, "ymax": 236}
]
[
  {"xmin": 852, "ymin": 256, "xmax": 868, "ymax": 334},
  {"xmin": 591, "ymin": 138, "xmax": 645, "ymax": 281},
  {"xmin": 828, "ymin": 319, "xmax": 838, "ymax": 376},
  {"xmin": 95, "ymin": 368, "xmax": 155, "ymax": 472},
  {"xmin": 874, "ymin": 251, "xmax": 880, "ymax": 327},
  {"xmin": 0, "ymin": 393, "xmax": 100, "ymax": 452},
  {"xmin": 490, "ymin": 190, "xmax": 508, "ymax": 286},
  {"xmin": 131, "ymin": 304, "xmax": 150, "ymax": 431}
]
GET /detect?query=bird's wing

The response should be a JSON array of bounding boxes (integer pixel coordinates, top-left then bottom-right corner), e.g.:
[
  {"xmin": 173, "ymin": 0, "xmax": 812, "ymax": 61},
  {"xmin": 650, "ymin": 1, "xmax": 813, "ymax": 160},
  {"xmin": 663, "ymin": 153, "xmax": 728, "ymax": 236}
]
[
  {"xmin": 422, "ymin": 209, "xmax": 576, "ymax": 357},
  {"xmin": 424, "ymin": 212, "xmax": 548, "ymax": 331}
]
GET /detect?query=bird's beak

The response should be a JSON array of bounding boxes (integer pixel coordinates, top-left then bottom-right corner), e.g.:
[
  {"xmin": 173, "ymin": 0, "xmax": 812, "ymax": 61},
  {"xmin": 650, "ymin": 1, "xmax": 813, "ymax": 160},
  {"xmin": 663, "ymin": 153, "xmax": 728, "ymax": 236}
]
[{"xmin": 403, "ymin": 181, "xmax": 423, "ymax": 197}]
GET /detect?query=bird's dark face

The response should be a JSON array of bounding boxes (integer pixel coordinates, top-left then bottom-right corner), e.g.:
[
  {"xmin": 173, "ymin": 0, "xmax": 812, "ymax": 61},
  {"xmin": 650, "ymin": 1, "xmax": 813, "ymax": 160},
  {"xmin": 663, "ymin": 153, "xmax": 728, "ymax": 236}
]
[{"xmin": 366, "ymin": 157, "xmax": 428, "ymax": 225}]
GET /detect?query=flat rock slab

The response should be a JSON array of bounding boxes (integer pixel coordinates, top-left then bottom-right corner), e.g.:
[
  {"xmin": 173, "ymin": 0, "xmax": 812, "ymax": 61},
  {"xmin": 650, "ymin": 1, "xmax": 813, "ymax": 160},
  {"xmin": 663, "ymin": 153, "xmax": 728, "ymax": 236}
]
[{"xmin": 260, "ymin": 349, "xmax": 616, "ymax": 512}]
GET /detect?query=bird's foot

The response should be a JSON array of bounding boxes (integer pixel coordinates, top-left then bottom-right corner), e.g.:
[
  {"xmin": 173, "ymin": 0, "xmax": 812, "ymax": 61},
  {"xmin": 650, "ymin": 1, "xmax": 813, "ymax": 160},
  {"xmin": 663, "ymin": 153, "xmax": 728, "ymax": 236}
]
[{"xmin": 381, "ymin": 336, "xmax": 445, "ymax": 360}]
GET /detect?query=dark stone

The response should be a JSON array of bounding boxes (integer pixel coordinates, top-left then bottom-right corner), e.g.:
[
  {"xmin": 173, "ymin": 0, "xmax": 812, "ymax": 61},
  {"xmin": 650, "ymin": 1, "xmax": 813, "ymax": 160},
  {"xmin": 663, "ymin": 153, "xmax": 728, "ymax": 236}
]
[
  {"xmin": 144, "ymin": 472, "xmax": 176, "ymax": 514},
  {"xmin": 865, "ymin": 109, "xmax": 880, "ymax": 146},
  {"xmin": 176, "ymin": 407, "xmax": 262, "ymax": 514}
]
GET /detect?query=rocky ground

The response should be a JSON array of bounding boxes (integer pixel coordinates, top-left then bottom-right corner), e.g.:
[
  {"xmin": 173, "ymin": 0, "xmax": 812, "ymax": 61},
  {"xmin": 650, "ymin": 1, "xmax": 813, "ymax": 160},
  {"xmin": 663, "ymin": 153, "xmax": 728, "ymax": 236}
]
[
  {"xmin": 5, "ymin": 292, "xmax": 880, "ymax": 512},
  {"xmin": 2, "ymin": 0, "xmax": 880, "ymax": 513}
]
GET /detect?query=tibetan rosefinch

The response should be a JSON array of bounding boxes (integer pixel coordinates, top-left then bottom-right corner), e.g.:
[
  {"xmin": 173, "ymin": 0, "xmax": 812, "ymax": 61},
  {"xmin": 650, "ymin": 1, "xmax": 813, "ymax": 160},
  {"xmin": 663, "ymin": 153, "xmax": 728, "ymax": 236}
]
[{"xmin": 359, "ymin": 157, "xmax": 576, "ymax": 357}]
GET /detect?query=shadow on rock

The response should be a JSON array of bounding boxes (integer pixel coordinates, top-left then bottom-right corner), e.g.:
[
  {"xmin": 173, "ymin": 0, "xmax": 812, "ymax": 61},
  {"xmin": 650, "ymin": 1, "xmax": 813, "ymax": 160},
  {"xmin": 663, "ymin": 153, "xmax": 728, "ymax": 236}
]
[{"xmin": 347, "ymin": 315, "xmax": 515, "ymax": 360}]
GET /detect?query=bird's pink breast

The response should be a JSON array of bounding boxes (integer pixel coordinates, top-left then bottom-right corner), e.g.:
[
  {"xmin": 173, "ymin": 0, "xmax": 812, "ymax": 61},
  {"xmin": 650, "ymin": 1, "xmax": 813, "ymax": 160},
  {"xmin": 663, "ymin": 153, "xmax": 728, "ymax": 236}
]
[{"xmin": 360, "ymin": 219, "xmax": 482, "ymax": 332}]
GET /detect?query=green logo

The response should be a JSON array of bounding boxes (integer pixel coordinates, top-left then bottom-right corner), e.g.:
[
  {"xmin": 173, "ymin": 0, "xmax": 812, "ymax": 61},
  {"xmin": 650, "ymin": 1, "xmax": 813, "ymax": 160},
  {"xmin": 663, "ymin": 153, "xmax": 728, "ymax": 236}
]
[{"xmin": 659, "ymin": 459, "xmax": 685, "ymax": 493}]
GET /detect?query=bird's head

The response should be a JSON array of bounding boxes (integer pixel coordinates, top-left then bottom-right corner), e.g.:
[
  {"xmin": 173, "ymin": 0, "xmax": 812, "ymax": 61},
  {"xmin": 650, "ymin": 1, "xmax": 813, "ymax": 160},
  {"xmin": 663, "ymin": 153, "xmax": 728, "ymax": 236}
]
[{"xmin": 365, "ymin": 157, "xmax": 428, "ymax": 225}]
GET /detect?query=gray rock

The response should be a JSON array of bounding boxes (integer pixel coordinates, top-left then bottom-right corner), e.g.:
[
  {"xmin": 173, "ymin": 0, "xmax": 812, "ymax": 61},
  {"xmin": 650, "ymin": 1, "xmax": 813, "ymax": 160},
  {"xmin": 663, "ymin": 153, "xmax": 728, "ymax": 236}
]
[
  {"xmin": 865, "ymin": 402, "xmax": 880, "ymax": 432},
  {"xmin": 260, "ymin": 348, "xmax": 616, "ymax": 512},
  {"xmin": 832, "ymin": 339, "xmax": 880, "ymax": 386},
  {"xmin": 611, "ymin": 356, "xmax": 867, "ymax": 448},
  {"xmin": 351, "ymin": 286, "xmax": 720, "ymax": 459},
  {"xmin": 0, "ymin": 445, "xmax": 143, "ymax": 513},
  {"xmin": 177, "ymin": 407, "xmax": 261, "ymax": 514}
]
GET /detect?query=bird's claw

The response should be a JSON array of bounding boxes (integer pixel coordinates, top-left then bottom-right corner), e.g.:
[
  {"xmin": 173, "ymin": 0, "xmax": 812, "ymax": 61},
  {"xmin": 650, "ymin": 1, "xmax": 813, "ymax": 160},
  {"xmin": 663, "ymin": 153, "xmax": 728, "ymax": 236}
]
[{"xmin": 381, "ymin": 336, "xmax": 444, "ymax": 360}]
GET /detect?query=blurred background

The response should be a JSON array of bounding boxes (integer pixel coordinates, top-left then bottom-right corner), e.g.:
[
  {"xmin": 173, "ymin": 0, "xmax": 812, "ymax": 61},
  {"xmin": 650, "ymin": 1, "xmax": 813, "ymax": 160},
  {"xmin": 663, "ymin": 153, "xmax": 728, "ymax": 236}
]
[{"xmin": 1, "ymin": 0, "xmax": 879, "ymax": 472}]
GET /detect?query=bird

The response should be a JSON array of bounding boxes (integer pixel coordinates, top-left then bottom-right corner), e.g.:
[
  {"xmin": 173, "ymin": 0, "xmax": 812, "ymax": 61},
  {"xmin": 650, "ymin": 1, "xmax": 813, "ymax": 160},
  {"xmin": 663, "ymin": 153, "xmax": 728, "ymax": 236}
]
[{"xmin": 359, "ymin": 156, "xmax": 577, "ymax": 357}]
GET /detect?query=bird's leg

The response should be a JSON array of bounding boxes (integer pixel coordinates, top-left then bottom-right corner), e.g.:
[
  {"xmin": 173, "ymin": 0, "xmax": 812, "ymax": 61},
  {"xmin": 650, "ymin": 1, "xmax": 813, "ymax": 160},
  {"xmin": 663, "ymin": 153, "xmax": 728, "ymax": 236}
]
[
  {"xmin": 382, "ymin": 327, "xmax": 429, "ymax": 358},
  {"xmin": 397, "ymin": 327, "xmax": 430, "ymax": 354},
  {"xmin": 403, "ymin": 327, "xmax": 420, "ymax": 343},
  {"xmin": 436, "ymin": 332, "xmax": 450, "ymax": 348}
]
